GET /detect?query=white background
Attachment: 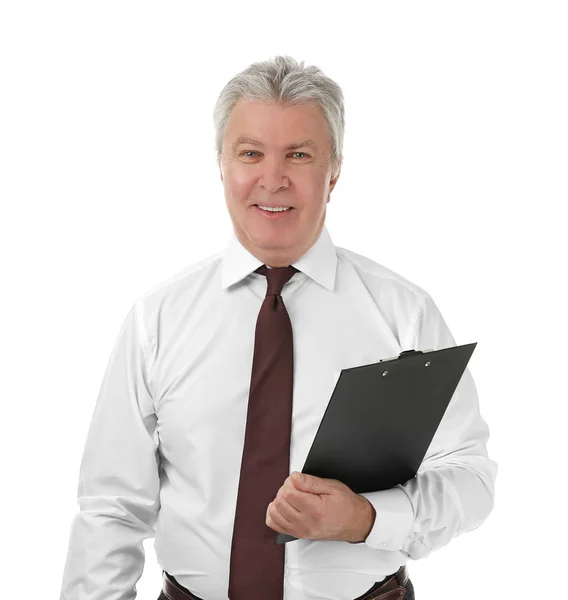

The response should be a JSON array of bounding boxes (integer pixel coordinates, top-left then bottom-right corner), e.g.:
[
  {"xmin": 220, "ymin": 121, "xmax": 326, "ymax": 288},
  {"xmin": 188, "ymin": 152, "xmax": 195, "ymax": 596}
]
[{"xmin": 1, "ymin": 1, "xmax": 566, "ymax": 598}]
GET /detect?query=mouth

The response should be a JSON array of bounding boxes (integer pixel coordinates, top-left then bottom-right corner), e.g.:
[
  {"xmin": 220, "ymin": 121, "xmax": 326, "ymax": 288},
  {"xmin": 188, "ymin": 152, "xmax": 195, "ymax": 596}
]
[{"xmin": 252, "ymin": 204, "xmax": 296, "ymax": 220}]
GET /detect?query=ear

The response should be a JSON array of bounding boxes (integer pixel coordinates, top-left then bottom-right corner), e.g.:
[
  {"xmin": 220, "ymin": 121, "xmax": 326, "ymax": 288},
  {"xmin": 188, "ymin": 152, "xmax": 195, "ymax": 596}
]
[{"xmin": 328, "ymin": 166, "xmax": 341, "ymax": 193}]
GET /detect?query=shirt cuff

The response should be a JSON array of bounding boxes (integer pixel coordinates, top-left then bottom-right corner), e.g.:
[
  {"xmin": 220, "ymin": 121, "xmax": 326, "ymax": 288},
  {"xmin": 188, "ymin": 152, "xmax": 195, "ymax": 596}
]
[{"xmin": 358, "ymin": 486, "xmax": 415, "ymax": 551}]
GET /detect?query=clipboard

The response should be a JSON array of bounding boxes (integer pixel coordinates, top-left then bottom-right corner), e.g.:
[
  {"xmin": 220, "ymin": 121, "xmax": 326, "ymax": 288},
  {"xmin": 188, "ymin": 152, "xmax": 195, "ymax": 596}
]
[{"xmin": 275, "ymin": 342, "xmax": 477, "ymax": 544}]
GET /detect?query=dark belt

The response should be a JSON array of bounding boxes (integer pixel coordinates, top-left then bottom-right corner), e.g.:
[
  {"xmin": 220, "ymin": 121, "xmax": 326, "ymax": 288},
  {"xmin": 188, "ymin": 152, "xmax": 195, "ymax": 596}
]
[{"xmin": 162, "ymin": 564, "xmax": 409, "ymax": 600}]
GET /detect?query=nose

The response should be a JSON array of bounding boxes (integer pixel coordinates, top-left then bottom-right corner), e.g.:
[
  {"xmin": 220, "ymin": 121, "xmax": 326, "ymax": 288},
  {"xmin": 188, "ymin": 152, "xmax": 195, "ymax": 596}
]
[{"xmin": 258, "ymin": 156, "xmax": 289, "ymax": 194}]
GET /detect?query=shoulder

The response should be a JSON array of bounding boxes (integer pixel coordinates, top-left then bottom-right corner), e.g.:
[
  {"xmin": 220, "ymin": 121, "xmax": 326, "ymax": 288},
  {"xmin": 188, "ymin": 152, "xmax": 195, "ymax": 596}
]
[
  {"xmin": 335, "ymin": 245, "xmax": 430, "ymax": 301},
  {"xmin": 133, "ymin": 249, "xmax": 223, "ymax": 317}
]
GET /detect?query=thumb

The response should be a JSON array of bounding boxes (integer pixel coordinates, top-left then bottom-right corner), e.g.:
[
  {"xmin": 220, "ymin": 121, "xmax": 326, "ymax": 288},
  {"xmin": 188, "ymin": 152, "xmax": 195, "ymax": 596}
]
[{"xmin": 291, "ymin": 471, "xmax": 330, "ymax": 493}]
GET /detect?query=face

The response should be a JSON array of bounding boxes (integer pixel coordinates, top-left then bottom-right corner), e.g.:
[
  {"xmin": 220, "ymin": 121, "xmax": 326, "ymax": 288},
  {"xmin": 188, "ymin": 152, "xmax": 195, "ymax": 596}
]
[{"xmin": 219, "ymin": 99, "xmax": 340, "ymax": 267}]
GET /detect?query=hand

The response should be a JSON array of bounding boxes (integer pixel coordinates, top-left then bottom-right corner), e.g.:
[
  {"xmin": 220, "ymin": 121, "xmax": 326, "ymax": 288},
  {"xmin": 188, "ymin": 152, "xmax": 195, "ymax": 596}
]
[{"xmin": 266, "ymin": 471, "xmax": 375, "ymax": 542}]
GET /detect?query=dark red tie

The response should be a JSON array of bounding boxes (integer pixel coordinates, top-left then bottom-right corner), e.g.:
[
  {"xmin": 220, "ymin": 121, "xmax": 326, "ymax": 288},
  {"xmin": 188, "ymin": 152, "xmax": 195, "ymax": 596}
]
[{"xmin": 228, "ymin": 264, "xmax": 299, "ymax": 600}]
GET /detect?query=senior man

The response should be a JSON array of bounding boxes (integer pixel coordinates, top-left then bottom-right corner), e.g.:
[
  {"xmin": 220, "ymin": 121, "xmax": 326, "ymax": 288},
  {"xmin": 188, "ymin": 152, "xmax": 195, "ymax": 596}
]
[{"xmin": 59, "ymin": 55, "xmax": 497, "ymax": 600}]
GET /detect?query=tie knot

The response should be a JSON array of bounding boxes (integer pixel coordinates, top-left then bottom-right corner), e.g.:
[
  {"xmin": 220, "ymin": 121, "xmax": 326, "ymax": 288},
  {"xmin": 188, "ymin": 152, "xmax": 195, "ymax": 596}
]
[{"xmin": 255, "ymin": 264, "xmax": 298, "ymax": 296}]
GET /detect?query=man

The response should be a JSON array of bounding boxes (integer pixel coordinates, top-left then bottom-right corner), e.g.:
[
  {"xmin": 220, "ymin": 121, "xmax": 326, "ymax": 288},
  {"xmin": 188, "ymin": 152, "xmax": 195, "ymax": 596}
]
[{"xmin": 59, "ymin": 55, "xmax": 497, "ymax": 600}]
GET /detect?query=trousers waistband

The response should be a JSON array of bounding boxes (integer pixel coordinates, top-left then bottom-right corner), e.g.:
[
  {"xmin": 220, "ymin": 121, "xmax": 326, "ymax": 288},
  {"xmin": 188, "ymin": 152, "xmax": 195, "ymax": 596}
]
[{"xmin": 162, "ymin": 565, "xmax": 408, "ymax": 600}]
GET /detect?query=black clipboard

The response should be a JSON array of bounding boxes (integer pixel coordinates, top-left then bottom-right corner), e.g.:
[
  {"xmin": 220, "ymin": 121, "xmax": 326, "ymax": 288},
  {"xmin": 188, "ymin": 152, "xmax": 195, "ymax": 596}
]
[{"xmin": 275, "ymin": 342, "xmax": 477, "ymax": 544}]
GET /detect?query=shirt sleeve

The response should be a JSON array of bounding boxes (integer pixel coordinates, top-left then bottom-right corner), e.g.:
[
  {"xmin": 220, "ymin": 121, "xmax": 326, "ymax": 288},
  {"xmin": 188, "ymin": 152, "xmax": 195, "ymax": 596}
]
[
  {"xmin": 59, "ymin": 301, "xmax": 161, "ymax": 600},
  {"xmin": 359, "ymin": 294, "xmax": 498, "ymax": 558}
]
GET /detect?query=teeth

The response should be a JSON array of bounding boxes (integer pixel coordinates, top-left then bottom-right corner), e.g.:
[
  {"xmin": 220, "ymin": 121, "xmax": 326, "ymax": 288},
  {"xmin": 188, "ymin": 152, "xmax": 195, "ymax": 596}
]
[{"xmin": 258, "ymin": 205, "xmax": 290, "ymax": 212}]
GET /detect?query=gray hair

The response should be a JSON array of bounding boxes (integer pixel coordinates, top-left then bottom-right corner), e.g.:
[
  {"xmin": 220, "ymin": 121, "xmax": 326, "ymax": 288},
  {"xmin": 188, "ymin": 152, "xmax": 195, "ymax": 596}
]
[{"xmin": 213, "ymin": 55, "xmax": 344, "ymax": 177}]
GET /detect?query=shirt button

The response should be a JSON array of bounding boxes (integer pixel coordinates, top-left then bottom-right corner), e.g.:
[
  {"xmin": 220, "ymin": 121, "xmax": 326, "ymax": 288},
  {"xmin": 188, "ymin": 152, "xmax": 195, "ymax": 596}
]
[{"xmin": 379, "ymin": 542, "xmax": 387, "ymax": 548}]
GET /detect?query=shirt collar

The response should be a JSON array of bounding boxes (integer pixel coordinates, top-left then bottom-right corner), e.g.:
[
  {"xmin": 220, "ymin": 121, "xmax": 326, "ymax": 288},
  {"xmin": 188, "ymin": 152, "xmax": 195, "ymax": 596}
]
[{"xmin": 221, "ymin": 225, "xmax": 337, "ymax": 291}]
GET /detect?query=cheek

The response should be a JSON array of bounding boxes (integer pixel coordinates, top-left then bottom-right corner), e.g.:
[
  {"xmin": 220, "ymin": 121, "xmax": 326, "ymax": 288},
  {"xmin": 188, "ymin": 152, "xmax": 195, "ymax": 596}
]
[
  {"xmin": 297, "ymin": 175, "xmax": 329, "ymax": 204},
  {"xmin": 225, "ymin": 169, "xmax": 255, "ymax": 199}
]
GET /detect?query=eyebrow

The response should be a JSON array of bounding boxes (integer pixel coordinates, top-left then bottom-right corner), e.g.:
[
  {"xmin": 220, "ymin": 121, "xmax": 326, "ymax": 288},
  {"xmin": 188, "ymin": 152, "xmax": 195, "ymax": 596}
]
[{"xmin": 232, "ymin": 136, "xmax": 317, "ymax": 153}]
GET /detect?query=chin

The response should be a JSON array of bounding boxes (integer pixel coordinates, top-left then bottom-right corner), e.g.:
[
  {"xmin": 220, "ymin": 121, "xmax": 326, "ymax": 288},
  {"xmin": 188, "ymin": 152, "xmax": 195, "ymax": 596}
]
[{"xmin": 249, "ymin": 230, "xmax": 294, "ymax": 248}]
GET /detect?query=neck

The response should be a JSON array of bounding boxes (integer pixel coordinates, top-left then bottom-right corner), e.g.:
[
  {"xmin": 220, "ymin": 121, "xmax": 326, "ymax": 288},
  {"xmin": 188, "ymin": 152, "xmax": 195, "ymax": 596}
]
[{"xmin": 237, "ymin": 221, "xmax": 324, "ymax": 269}]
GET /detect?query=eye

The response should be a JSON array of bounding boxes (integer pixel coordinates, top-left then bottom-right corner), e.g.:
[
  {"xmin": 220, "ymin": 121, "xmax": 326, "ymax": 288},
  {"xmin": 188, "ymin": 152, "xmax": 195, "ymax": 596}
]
[{"xmin": 239, "ymin": 151, "xmax": 309, "ymax": 160}]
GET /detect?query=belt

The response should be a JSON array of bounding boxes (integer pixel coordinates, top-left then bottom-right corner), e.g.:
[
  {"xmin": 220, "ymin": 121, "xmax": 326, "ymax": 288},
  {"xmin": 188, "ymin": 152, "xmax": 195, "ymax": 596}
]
[
  {"xmin": 162, "ymin": 571, "xmax": 203, "ymax": 600},
  {"xmin": 162, "ymin": 565, "xmax": 408, "ymax": 600},
  {"xmin": 355, "ymin": 565, "xmax": 408, "ymax": 600}
]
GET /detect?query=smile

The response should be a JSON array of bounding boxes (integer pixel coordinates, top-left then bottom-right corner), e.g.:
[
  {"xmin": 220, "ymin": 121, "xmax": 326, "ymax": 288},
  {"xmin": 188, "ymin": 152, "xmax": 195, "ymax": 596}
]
[{"xmin": 254, "ymin": 205, "xmax": 296, "ymax": 219}]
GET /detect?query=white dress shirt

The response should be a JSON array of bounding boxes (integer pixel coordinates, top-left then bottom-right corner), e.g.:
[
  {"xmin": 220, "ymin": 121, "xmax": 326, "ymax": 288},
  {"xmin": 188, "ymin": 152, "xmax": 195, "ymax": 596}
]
[{"xmin": 59, "ymin": 225, "xmax": 497, "ymax": 600}]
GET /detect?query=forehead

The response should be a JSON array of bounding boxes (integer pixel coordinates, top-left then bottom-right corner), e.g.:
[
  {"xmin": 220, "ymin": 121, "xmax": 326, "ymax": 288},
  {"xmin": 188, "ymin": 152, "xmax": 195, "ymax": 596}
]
[{"xmin": 225, "ymin": 99, "xmax": 329, "ymax": 149}]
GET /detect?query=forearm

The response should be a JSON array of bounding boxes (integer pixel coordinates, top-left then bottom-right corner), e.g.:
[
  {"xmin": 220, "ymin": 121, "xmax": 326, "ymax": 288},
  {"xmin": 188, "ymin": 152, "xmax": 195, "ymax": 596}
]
[
  {"xmin": 397, "ymin": 455, "xmax": 496, "ymax": 558},
  {"xmin": 356, "ymin": 451, "xmax": 496, "ymax": 557}
]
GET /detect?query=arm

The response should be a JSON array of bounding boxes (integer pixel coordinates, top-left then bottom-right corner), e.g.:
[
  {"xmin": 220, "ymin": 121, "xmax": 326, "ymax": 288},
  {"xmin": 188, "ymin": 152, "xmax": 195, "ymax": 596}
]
[
  {"xmin": 358, "ymin": 294, "xmax": 498, "ymax": 559},
  {"xmin": 59, "ymin": 301, "xmax": 161, "ymax": 599}
]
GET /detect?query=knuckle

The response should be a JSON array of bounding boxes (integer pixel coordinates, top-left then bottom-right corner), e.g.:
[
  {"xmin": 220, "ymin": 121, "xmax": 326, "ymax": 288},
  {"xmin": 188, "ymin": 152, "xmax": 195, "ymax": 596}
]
[{"xmin": 314, "ymin": 507, "xmax": 325, "ymax": 520}]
